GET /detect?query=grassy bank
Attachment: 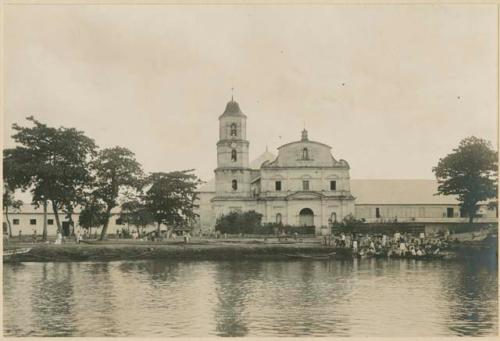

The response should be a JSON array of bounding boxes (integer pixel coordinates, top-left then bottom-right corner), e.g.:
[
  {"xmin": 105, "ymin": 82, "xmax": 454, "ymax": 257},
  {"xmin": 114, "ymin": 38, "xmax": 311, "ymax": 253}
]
[{"xmin": 4, "ymin": 240, "xmax": 352, "ymax": 262}]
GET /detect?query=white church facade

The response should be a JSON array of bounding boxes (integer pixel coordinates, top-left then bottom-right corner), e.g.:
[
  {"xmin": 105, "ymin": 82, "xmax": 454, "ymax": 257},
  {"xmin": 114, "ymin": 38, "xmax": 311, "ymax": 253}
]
[
  {"xmin": 210, "ymin": 98, "xmax": 354, "ymax": 232},
  {"xmin": 195, "ymin": 99, "xmax": 497, "ymax": 234}
]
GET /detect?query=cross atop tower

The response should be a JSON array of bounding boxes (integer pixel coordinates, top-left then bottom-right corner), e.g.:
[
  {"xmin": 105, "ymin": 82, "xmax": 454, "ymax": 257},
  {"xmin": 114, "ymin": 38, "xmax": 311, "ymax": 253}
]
[{"xmin": 301, "ymin": 128, "xmax": 309, "ymax": 141}]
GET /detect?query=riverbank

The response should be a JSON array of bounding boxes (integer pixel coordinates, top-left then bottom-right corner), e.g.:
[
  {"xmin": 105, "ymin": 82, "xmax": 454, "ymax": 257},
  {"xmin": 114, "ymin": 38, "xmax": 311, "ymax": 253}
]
[
  {"xmin": 4, "ymin": 235, "xmax": 497, "ymax": 263},
  {"xmin": 4, "ymin": 239, "xmax": 355, "ymax": 262}
]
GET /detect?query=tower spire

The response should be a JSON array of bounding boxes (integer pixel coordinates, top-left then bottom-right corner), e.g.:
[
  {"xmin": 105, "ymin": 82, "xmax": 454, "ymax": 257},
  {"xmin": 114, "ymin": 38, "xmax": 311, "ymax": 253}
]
[{"xmin": 231, "ymin": 87, "xmax": 234, "ymax": 102}]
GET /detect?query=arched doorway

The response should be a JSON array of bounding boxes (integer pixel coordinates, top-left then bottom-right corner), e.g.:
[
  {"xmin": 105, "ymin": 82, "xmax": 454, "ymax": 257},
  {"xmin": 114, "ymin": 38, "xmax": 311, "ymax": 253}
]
[{"xmin": 299, "ymin": 208, "xmax": 314, "ymax": 226}]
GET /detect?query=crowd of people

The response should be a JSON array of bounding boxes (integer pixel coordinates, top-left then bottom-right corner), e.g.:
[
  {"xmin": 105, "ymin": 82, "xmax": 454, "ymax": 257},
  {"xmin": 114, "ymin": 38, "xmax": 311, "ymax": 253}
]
[{"xmin": 328, "ymin": 231, "xmax": 449, "ymax": 258}]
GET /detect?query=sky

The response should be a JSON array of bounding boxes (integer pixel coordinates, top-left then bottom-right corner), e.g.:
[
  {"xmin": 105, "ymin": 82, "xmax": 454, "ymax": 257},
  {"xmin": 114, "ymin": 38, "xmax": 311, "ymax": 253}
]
[{"xmin": 3, "ymin": 4, "xmax": 498, "ymax": 184}]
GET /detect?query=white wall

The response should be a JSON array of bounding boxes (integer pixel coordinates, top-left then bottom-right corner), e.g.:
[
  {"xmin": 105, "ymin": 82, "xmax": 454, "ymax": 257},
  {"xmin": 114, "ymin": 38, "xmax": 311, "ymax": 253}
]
[
  {"xmin": 354, "ymin": 204, "xmax": 497, "ymax": 223},
  {"xmin": 2, "ymin": 212, "xmax": 156, "ymax": 237},
  {"xmin": 260, "ymin": 168, "xmax": 350, "ymax": 194}
]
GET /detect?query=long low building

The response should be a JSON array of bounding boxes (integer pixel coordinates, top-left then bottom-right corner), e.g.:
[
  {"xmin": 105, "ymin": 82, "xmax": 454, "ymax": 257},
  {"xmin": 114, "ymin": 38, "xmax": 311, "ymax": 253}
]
[{"xmin": 2, "ymin": 205, "xmax": 158, "ymax": 238}]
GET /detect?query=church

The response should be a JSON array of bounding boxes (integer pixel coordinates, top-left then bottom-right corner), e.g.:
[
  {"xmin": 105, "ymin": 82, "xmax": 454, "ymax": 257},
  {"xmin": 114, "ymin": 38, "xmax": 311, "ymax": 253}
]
[
  {"xmin": 195, "ymin": 99, "xmax": 497, "ymax": 234},
  {"xmin": 3, "ymin": 99, "xmax": 496, "ymax": 237}
]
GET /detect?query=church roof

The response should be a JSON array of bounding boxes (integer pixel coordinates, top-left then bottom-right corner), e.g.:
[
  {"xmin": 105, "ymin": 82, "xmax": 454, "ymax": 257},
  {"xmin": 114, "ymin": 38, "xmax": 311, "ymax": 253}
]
[
  {"xmin": 219, "ymin": 99, "xmax": 247, "ymax": 118},
  {"xmin": 350, "ymin": 179, "xmax": 459, "ymax": 205},
  {"xmin": 276, "ymin": 140, "xmax": 332, "ymax": 151},
  {"xmin": 249, "ymin": 151, "xmax": 276, "ymax": 169},
  {"xmin": 276, "ymin": 130, "xmax": 332, "ymax": 150}
]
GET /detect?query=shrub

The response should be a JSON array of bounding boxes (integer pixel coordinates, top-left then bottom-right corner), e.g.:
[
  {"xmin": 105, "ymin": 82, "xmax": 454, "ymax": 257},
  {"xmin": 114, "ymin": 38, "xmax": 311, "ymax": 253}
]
[
  {"xmin": 215, "ymin": 211, "xmax": 265, "ymax": 235},
  {"xmin": 216, "ymin": 212, "xmax": 317, "ymax": 235}
]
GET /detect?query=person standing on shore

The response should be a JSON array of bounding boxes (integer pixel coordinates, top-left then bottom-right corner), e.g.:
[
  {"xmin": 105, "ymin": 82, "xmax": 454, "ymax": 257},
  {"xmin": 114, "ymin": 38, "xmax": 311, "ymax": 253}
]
[
  {"xmin": 75, "ymin": 228, "xmax": 81, "ymax": 244},
  {"xmin": 55, "ymin": 231, "xmax": 62, "ymax": 245}
]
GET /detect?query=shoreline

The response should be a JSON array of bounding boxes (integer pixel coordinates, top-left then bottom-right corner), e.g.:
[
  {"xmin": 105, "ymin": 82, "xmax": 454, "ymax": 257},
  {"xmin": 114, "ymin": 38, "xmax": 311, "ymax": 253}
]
[
  {"xmin": 4, "ymin": 240, "xmax": 356, "ymax": 262},
  {"xmin": 4, "ymin": 237, "xmax": 497, "ymax": 263}
]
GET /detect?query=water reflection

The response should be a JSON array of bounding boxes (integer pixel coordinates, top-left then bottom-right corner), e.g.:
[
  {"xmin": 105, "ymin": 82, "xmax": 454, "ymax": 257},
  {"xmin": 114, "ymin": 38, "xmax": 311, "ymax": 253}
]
[
  {"xmin": 444, "ymin": 253, "xmax": 498, "ymax": 336},
  {"xmin": 213, "ymin": 261, "xmax": 259, "ymax": 336},
  {"xmin": 3, "ymin": 253, "xmax": 498, "ymax": 337},
  {"xmin": 30, "ymin": 263, "xmax": 77, "ymax": 336}
]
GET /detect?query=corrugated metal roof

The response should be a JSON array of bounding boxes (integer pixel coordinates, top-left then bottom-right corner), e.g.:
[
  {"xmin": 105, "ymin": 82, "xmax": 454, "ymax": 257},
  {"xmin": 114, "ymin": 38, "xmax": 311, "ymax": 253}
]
[{"xmin": 350, "ymin": 179, "xmax": 459, "ymax": 205}]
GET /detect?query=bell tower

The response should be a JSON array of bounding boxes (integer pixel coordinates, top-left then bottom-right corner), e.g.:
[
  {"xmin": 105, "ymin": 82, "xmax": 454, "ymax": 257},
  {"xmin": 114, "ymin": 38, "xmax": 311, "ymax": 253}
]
[{"xmin": 214, "ymin": 98, "xmax": 251, "ymax": 197}]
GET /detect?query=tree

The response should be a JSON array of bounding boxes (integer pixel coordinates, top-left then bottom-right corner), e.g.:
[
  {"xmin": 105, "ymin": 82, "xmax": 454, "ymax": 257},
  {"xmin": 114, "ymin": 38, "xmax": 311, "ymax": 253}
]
[
  {"xmin": 143, "ymin": 170, "xmax": 202, "ymax": 234},
  {"xmin": 5, "ymin": 117, "xmax": 96, "ymax": 235},
  {"xmin": 339, "ymin": 213, "xmax": 365, "ymax": 234},
  {"xmin": 120, "ymin": 199, "xmax": 155, "ymax": 236},
  {"xmin": 3, "ymin": 149, "xmax": 24, "ymax": 238},
  {"xmin": 78, "ymin": 199, "xmax": 108, "ymax": 238},
  {"xmin": 92, "ymin": 147, "xmax": 143, "ymax": 240},
  {"xmin": 2, "ymin": 184, "xmax": 23, "ymax": 238},
  {"xmin": 433, "ymin": 136, "xmax": 497, "ymax": 223}
]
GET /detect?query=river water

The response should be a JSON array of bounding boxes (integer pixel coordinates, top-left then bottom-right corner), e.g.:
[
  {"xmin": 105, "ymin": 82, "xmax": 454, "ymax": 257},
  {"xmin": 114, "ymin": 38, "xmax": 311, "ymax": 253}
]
[{"xmin": 3, "ymin": 250, "xmax": 498, "ymax": 337}]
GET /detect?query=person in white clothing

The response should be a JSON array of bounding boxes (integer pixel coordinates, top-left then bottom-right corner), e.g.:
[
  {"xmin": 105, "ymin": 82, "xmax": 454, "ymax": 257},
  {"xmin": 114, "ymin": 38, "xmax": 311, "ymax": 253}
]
[{"xmin": 55, "ymin": 232, "xmax": 63, "ymax": 245}]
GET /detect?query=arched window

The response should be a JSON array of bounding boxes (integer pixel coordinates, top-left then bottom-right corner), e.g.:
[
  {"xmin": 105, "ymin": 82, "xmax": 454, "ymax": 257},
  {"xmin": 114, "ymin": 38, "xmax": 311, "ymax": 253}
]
[
  {"xmin": 231, "ymin": 149, "xmax": 237, "ymax": 162},
  {"xmin": 232, "ymin": 179, "xmax": 238, "ymax": 191},
  {"xmin": 331, "ymin": 212, "xmax": 337, "ymax": 223},
  {"xmin": 230, "ymin": 123, "xmax": 237, "ymax": 137},
  {"xmin": 302, "ymin": 148, "xmax": 309, "ymax": 160},
  {"xmin": 276, "ymin": 213, "xmax": 282, "ymax": 225}
]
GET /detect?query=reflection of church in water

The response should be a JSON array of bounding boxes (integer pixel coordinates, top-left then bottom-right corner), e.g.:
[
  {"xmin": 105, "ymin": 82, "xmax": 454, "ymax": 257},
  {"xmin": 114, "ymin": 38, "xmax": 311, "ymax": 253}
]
[{"xmin": 200, "ymin": 98, "xmax": 355, "ymax": 233}]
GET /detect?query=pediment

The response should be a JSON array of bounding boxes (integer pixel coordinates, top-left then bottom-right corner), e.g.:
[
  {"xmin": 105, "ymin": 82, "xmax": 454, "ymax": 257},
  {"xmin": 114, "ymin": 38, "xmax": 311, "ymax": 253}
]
[{"xmin": 286, "ymin": 191, "xmax": 324, "ymax": 200}]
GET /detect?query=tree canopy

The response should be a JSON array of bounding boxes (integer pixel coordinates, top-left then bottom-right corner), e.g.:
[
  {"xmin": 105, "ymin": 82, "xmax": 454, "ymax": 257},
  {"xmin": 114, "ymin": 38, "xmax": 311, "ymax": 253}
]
[
  {"xmin": 4, "ymin": 116, "xmax": 97, "ymax": 233},
  {"xmin": 3, "ymin": 117, "xmax": 205, "ymax": 240},
  {"xmin": 143, "ymin": 170, "xmax": 202, "ymax": 233},
  {"xmin": 433, "ymin": 136, "xmax": 497, "ymax": 223},
  {"xmin": 91, "ymin": 146, "xmax": 143, "ymax": 240},
  {"xmin": 78, "ymin": 199, "xmax": 108, "ymax": 231},
  {"xmin": 120, "ymin": 199, "xmax": 155, "ymax": 233}
]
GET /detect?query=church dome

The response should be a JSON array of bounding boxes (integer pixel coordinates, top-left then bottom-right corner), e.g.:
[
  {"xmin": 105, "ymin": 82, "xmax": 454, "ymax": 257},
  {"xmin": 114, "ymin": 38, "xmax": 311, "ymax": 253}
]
[
  {"xmin": 221, "ymin": 99, "xmax": 246, "ymax": 117},
  {"xmin": 262, "ymin": 130, "xmax": 349, "ymax": 169}
]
